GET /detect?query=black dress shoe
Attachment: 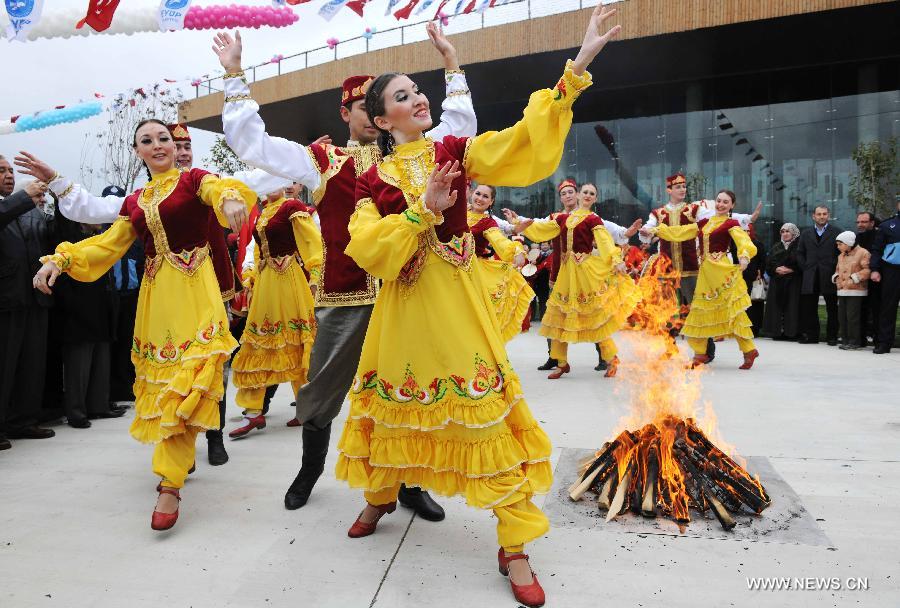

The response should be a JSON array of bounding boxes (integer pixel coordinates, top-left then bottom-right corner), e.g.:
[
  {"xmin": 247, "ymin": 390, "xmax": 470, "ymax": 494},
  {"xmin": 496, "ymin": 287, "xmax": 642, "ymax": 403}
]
[
  {"xmin": 68, "ymin": 418, "xmax": 92, "ymax": 429},
  {"xmin": 88, "ymin": 408, "xmax": 126, "ymax": 420},
  {"xmin": 873, "ymin": 346, "xmax": 891, "ymax": 354},
  {"xmin": 398, "ymin": 485, "xmax": 445, "ymax": 522},
  {"xmin": 827, "ymin": 339, "xmax": 838, "ymax": 346},
  {"xmin": 594, "ymin": 359, "xmax": 608, "ymax": 372},
  {"xmin": 537, "ymin": 357, "xmax": 558, "ymax": 371},
  {"xmin": 7, "ymin": 426, "xmax": 55, "ymax": 439},
  {"xmin": 0, "ymin": 437, "xmax": 11, "ymax": 450},
  {"xmin": 206, "ymin": 431, "xmax": 229, "ymax": 466}
]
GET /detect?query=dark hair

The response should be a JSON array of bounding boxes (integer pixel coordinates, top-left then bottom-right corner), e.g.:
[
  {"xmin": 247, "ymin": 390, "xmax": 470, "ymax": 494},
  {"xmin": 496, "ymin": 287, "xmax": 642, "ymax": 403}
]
[
  {"xmin": 133, "ymin": 118, "xmax": 169, "ymax": 181},
  {"xmin": 580, "ymin": 182, "xmax": 598, "ymax": 193},
  {"xmin": 716, "ymin": 189, "xmax": 737, "ymax": 207},
  {"xmin": 856, "ymin": 210, "xmax": 877, "ymax": 223},
  {"xmin": 814, "ymin": 204, "xmax": 830, "ymax": 215},
  {"xmin": 474, "ymin": 184, "xmax": 496, "ymax": 201},
  {"xmin": 364, "ymin": 72, "xmax": 404, "ymax": 157}
]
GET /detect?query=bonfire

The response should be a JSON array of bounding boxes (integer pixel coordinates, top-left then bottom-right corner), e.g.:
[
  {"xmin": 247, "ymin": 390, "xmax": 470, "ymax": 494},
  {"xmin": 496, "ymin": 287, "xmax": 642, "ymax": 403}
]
[{"xmin": 569, "ymin": 256, "xmax": 771, "ymax": 530}]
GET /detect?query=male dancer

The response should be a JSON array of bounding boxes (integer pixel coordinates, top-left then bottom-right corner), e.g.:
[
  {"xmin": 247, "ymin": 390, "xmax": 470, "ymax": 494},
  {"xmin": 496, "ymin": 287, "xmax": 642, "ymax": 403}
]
[
  {"xmin": 15, "ymin": 124, "xmax": 234, "ymax": 466},
  {"xmin": 504, "ymin": 178, "xmax": 640, "ymax": 371},
  {"xmin": 639, "ymin": 172, "xmax": 760, "ymax": 359},
  {"xmin": 213, "ymin": 23, "xmax": 475, "ymax": 521}
]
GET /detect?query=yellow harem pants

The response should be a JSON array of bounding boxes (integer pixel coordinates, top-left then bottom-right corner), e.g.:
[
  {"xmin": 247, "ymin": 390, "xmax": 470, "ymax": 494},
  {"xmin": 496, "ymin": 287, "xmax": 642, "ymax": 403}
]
[
  {"xmin": 687, "ymin": 336, "xmax": 756, "ymax": 355},
  {"xmin": 153, "ymin": 428, "xmax": 200, "ymax": 489},
  {"xmin": 364, "ymin": 484, "xmax": 547, "ymax": 553},
  {"xmin": 238, "ymin": 381, "xmax": 303, "ymax": 416},
  {"xmin": 550, "ymin": 338, "xmax": 618, "ymax": 367}
]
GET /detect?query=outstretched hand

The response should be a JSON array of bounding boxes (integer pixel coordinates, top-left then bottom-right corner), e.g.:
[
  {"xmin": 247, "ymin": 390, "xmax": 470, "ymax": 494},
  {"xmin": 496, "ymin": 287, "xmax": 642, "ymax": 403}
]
[
  {"xmin": 33, "ymin": 261, "xmax": 60, "ymax": 295},
  {"xmin": 222, "ymin": 198, "xmax": 248, "ymax": 234},
  {"xmin": 624, "ymin": 218, "xmax": 643, "ymax": 238},
  {"xmin": 572, "ymin": 5, "xmax": 622, "ymax": 75},
  {"xmin": 212, "ymin": 31, "xmax": 243, "ymax": 73},
  {"xmin": 424, "ymin": 161, "xmax": 462, "ymax": 214},
  {"xmin": 426, "ymin": 21, "xmax": 459, "ymax": 69},
  {"xmin": 311, "ymin": 135, "xmax": 332, "ymax": 147},
  {"xmin": 14, "ymin": 151, "xmax": 56, "ymax": 183}
]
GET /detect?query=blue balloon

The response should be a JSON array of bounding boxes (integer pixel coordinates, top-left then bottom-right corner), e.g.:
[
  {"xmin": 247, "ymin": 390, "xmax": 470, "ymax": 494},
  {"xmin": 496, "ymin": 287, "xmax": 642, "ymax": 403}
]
[{"xmin": 16, "ymin": 102, "xmax": 103, "ymax": 133}]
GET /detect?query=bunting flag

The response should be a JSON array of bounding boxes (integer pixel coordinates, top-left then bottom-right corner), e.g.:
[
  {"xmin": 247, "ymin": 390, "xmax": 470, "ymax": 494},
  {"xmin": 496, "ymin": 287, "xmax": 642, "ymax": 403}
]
[
  {"xmin": 432, "ymin": 0, "xmax": 450, "ymax": 19},
  {"xmin": 157, "ymin": 0, "xmax": 193, "ymax": 31},
  {"xmin": 393, "ymin": 0, "xmax": 420, "ymax": 20},
  {"xmin": 345, "ymin": 0, "xmax": 371, "ymax": 16},
  {"xmin": 5, "ymin": 0, "xmax": 45, "ymax": 42},
  {"xmin": 414, "ymin": 0, "xmax": 439, "ymax": 15},
  {"xmin": 318, "ymin": 0, "xmax": 350, "ymax": 21},
  {"xmin": 384, "ymin": 0, "xmax": 403, "ymax": 16},
  {"xmin": 462, "ymin": 0, "xmax": 478, "ymax": 14},
  {"xmin": 75, "ymin": 0, "xmax": 122, "ymax": 32}
]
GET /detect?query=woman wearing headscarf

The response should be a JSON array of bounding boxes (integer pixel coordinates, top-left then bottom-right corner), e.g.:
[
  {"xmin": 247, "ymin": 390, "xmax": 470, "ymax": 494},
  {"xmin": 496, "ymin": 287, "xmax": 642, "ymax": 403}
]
[{"xmin": 761, "ymin": 223, "xmax": 801, "ymax": 340}]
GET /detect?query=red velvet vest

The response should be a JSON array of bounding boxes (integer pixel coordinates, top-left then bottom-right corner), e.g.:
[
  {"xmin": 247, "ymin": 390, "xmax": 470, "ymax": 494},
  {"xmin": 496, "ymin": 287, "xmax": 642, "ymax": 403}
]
[
  {"xmin": 652, "ymin": 203, "xmax": 701, "ymax": 275},
  {"xmin": 698, "ymin": 217, "xmax": 741, "ymax": 257},
  {"xmin": 252, "ymin": 199, "xmax": 314, "ymax": 278},
  {"xmin": 306, "ymin": 142, "xmax": 382, "ymax": 306},
  {"xmin": 554, "ymin": 211, "xmax": 603, "ymax": 257},
  {"xmin": 469, "ymin": 215, "xmax": 500, "ymax": 259}
]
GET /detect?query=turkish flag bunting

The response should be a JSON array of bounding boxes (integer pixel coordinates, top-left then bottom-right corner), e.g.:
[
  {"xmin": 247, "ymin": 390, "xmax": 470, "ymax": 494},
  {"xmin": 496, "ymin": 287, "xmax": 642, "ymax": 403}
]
[
  {"xmin": 462, "ymin": 0, "xmax": 477, "ymax": 13},
  {"xmin": 346, "ymin": 0, "xmax": 370, "ymax": 16},
  {"xmin": 75, "ymin": 0, "xmax": 122, "ymax": 32},
  {"xmin": 393, "ymin": 0, "xmax": 420, "ymax": 20}
]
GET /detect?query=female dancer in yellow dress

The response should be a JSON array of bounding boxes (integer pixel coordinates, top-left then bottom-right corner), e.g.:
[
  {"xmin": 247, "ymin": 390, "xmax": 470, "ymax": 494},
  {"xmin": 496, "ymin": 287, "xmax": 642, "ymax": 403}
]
[
  {"xmin": 644, "ymin": 189, "xmax": 760, "ymax": 369},
  {"xmin": 509, "ymin": 181, "xmax": 640, "ymax": 379},
  {"xmin": 33, "ymin": 119, "xmax": 255, "ymax": 531},
  {"xmin": 228, "ymin": 171, "xmax": 323, "ymax": 438},
  {"xmin": 334, "ymin": 8, "xmax": 621, "ymax": 607},
  {"xmin": 468, "ymin": 184, "xmax": 535, "ymax": 343}
]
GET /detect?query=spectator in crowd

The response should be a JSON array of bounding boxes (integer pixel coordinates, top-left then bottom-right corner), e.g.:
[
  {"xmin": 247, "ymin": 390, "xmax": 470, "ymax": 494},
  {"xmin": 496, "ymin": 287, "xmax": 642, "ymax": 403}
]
[
  {"xmin": 797, "ymin": 205, "xmax": 841, "ymax": 345},
  {"xmin": 52, "ymin": 199, "xmax": 126, "ymax": 427},
  {"xmin": 762, "ymin": 223, "xmax": 801, "ymax": 340},
  {"xmin": 742, "ymin": 223, "xmax": 767, "ymax": 336},
  {"xmin": 0, "ymin": 155, "xmax": 56, "ymax": 450},
  {"xmin": 855, "ymin": 211, "xmax": 880, "ymax": 345},
  {"xmin": 106, "ymin": 185, "xmax": 144, "ymax": 404},
  {"xmin": 832, "ymin": 231, "xmax": 871, "ymax": 350},
  {"xmin": 869, "ymin": 199, "xmax": 900, "ymax": 354}
]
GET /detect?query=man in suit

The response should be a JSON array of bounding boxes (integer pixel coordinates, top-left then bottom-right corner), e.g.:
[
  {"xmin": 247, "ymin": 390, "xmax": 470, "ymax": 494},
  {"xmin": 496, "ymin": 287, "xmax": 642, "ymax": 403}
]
[
  {"xmin": 796, "ymin": 205, "xmax": 842, "ymax": 345},
  {"xmin": 0, "ymin": 155, "xmax": 56, "ymax": 450}
]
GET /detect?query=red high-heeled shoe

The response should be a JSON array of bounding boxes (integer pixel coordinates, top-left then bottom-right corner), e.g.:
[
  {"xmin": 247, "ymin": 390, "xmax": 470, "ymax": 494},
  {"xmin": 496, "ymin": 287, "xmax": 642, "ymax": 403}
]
[
  {"xmin": 286, "ymin": 418, "xmax": 301, "ymax": 428},
  {"xmin": 603, "ymin": 356, "xmax": 619, "ymax": 378},
  {"xmin": 547, "ymin": 363, "xmax": 570, "ymax": 379},
  {"xmin": 151, "ymin": 484, "xmax": 181, "ymax": 531},
  {"xmin": 497, "ymin": 549, "xmax": 545, "ymax": 608},
  {"xmin": 229, "ymin": 414, "xmax": 266, "ymax": 439},
  {"xmin": 739, "ymin": 349, "xmax": 759, "ymax": 370},
  {"xmin": 689, "ymin": 354, "xmax": 711, "ymax": 369},
  {"xmin": 347, "ymin": 501, "xmax": 396, "ymax": 538}
]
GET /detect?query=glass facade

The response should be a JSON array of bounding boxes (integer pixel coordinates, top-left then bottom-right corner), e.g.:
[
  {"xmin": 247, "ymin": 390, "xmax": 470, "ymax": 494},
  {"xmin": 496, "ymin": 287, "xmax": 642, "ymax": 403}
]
[{"xmin": 496, "ymin": 86, "xmax": 900, "ymax": 249}]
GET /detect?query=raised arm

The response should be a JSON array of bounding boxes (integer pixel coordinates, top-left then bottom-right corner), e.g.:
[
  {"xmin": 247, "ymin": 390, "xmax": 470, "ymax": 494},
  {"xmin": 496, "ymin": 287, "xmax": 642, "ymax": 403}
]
[
  {"xmin": 215, "ymin": 31, "xmax": 323, "ymax": 190},
  {"xmin": 649, "ymin": 222, "xmax": 699, "ymax": 243},
  {"xmin": 195, "ymin": 170, "xmax": 256, "ymax": 232},
  {"xmin": 728, "ymin": 226, "xmax": 758, "ymax": 269},
  {"xmin": 0, "ymin": 188, "xmax": 37, "ymax": 229},
  {"xmin": 483, "ymin": 227, "xmax": 525, "ymax": 263},
  {"xmin": 462, "ymin": 7, "xmax": 620, "ymax": 186},
  {"xmin": 422, "ymin": 22, "xmax": 476, "ymax": 140}
]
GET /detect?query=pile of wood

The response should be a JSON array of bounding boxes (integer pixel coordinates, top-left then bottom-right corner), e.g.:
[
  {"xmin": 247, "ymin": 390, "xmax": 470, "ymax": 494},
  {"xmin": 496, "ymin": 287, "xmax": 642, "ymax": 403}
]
[{"xmin": 569, "ymin": 417, "xmax": 771, "ymax": 530}]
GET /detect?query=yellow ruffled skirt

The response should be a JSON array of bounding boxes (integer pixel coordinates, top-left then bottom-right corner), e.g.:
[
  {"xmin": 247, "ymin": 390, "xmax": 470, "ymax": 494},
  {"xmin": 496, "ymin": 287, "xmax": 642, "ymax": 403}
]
[
  {"xmin": 477, "ymin": 258, "xmax": 535, "ymax": 343},
  {"xmin": 682, "ymin": 258, "xmax": 754, "ymax": 340},
  {"xmin": 130, "ymin": 258, "xmax": 237, "ymax": 444},
  {"xmin": 539, "ymin": 256, "xmax": 641, "ymax": 343},
  {"xmin": 336, "ymin": 253, "xmax": 552, "ymax": 520},
  {"xmin": 231, "ymin": 259, "xmax": 316, "ymax": 409}
]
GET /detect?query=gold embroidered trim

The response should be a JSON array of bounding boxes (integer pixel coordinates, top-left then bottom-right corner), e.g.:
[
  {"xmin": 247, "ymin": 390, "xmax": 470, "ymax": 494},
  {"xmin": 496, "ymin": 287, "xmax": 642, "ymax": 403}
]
[
  {"xmin": 425, "ymin": 228, "xmax": 474, "ymax": 271},
  {"xmin": 445, "ymin": 69, "xmax": 466, "ymax": 76},
  {"xmin": 223, "ymin": 71, "xmax": 246, "ymax": 80},
  {"xmin": 397, "ymin": 233, "xmax": 428, "ymax": 296},
  {"xmin": 342, "ymin": 143, "xmax": 382, "ymax": 178},
  {"xmin": 261, "ymin": 253, "xmax": 300, "ymax": 274},
  {"xmin": 446, "ymin": 89, "xmax": 470, "ymax": 97},
  {"xmin": 288, "ymin": 210, "xmax": 310, "ymax": 220},
  {"xmin": 145, "ymin": 245, "xmax": 211, "ymax": 280},
  {"xmin": 255, "ymin": 198, "xmax": 285, "ymax": 263},
  {"xmin": 224, "ymin": 94, "xmax": 253, "ymax": 103},
  {"xmin": 221, "ymin": 288, "xmax": 235, "ymax": 302},
  {"xmin": 56, "ymin": 182, "xmax": 75, "ymax": 199},
  {"xmin": 138, "ymin": 172, "xmax": 181, "ymax": 255},
  {"xmin": 462, "ymin": 137, "xmax": 474, "ymax": 173},
  {"xmin": 315, "ymin": 236, "xmax": 379, "ymax": 307},
  {"xmin": 355, "ymin": 197, "xmax": 374, "ymax": 211}
]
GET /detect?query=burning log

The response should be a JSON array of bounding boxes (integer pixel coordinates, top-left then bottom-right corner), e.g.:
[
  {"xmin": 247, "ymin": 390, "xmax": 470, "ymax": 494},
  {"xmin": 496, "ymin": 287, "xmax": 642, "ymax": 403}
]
[{"xmin": 584, "ymin": 415, "xmax": 769, "ymax": 531}]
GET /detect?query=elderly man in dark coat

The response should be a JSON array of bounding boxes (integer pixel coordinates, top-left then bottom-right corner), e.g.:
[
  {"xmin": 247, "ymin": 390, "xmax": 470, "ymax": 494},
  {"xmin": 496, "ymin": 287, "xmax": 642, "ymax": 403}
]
[
  {"xmin": 0, "ymin": 155, "xmax": 55, "ymax": 450},
  {"xmin": 796, "ymin": 205, "xmax": 842, "ymax": 345}
]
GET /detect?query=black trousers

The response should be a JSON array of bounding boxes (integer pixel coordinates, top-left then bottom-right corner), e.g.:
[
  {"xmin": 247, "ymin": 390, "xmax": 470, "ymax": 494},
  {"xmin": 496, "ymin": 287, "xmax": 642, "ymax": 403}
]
[
  {"xmin": 110, "ymin": 291, "xmax": 138, "ymax": 401},
  {"xmin": 877, "ymin": 264, "xmax": 900, "ymax": 350},
  {"xmin": 63, "ymin": 341, "xmax": 111, "ymax": 421},
  {"xmin": 0, "ymin": 307, "xmax": 49, "ymax": 434},
  {"xmin": 838, "ymin": 297, "xmax": 863, "ymax": 348},
  {"xmin": 861, "ymin": 282, "xmax": 882, "ymax": 344},
  {"xmin": 800, "ymin": 273, "xmax": 838, "ymax": 342}
]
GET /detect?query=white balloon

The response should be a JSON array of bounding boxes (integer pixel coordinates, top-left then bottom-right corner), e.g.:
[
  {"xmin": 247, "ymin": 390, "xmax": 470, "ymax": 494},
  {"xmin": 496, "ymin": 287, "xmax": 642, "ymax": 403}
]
[{"xmin": 26, "ymin": 7, "xmax": 159, "ymax": 41}]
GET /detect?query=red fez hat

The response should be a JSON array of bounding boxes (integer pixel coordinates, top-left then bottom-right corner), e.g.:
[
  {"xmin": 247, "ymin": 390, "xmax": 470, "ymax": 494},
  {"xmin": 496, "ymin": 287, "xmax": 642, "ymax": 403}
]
[
  {"xmin": 557, "ymin": 178, "xmax": 577, "ymax": 193},
  {"xmin": 167, "ymin": 123, "xmax": 191, "ymax": 142},
  {"xmin": 666, "ymin": 172, "xmax": 686, "ymax": 187},
  {"xmin": 341, "ymin": 75, "xmax": 374, "ymax": 107}
]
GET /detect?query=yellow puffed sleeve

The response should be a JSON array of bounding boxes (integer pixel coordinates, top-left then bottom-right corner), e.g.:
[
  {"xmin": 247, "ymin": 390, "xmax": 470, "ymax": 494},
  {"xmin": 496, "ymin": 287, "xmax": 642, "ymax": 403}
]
[
  {"xmin": 482, "ymin": 227, "xmax": 524, "ymax": 263},
  {"xmin": 593, "ymin": 225, "xmax": 623, "ymax": 266},
  {"xmin": 40, "ymin": 217, "xmax": 137, "ymax": 283},
  {"xmin": 728, "ymin": 226, "xmax": 758, "ymax": 260},
  {"xmin": 345, "ymin": 196, "xmax": 436, "ymax": 281},
  {"xmin": 463, "ymin": 60, "xmax": 592, "ymax": 186},
  {"xmin": 521, "ymin": 218, "xmax": 561, "ymax": 243},
  {"xmin": 290, "ymin": 210, "xmax": 323, "ymax": 285},
  {"xmin": 197, "ymin": 173, "xmax": 258, "ymax": 228},
  {"xmin": 653, "ymin": 223, "xmax": 699, "ymax": 243}
]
